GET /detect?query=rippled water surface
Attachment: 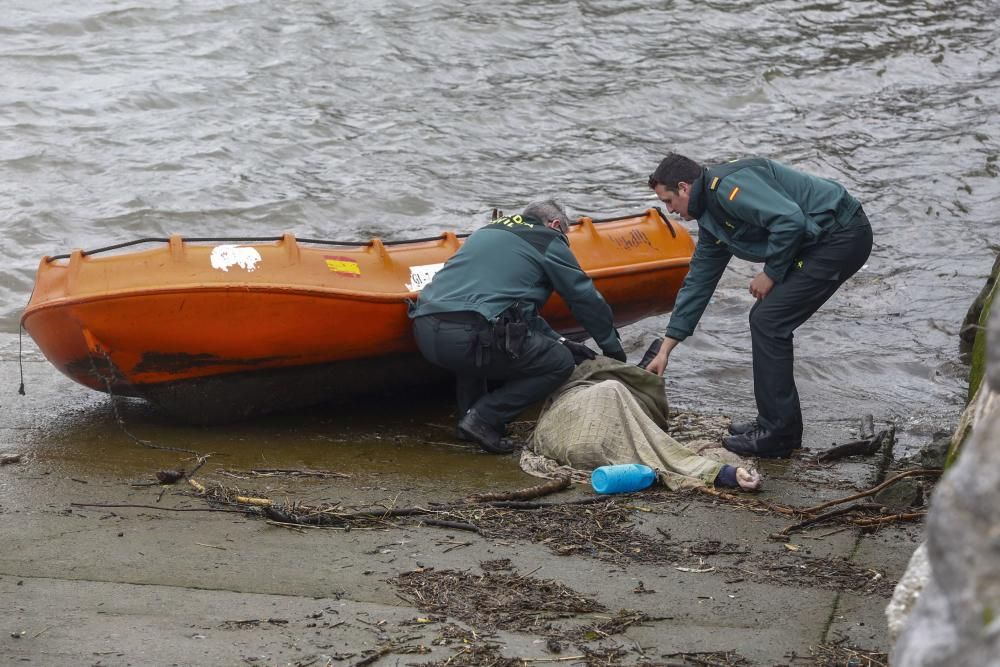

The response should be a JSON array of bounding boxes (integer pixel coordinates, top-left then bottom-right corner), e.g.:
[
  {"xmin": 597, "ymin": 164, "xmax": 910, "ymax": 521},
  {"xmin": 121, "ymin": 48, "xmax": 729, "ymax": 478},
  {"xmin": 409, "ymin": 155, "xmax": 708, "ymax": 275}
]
[{"xmin": 3, "ymin": 0, "xmax": 999, "ymax": 450}]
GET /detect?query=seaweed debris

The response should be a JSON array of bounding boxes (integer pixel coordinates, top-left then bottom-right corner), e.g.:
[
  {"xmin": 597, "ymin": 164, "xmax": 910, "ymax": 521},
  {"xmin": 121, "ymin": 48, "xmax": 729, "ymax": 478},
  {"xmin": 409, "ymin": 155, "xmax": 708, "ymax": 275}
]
[{"xmin": 392, "ymin": 567, "xmax": 604, "ymax": 634}]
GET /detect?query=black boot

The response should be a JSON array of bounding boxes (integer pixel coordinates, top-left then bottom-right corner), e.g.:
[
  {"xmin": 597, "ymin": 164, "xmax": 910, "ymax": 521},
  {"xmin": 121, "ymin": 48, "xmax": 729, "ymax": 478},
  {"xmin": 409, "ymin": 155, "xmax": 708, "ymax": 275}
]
[
  {"xmin": 722, "ymin": 427, "xmax": 801, "ymax": 459},
  {"xmin": 457, "ymin": 409, "xmax": 516, "ymax": 454},
  {"xmin": 727, "ymin": 417, "xmax": 761, "ymax": 436},
  {"xmin": 455, "ymin": 422, "xmax": 510, "ymax": 441}
]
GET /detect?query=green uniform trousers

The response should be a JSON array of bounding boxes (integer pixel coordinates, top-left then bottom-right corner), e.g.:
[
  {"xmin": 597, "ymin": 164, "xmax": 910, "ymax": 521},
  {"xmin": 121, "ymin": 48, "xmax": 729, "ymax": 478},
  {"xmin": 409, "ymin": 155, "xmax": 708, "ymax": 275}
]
[
  {"xmin": 412, "ymin": 312, "xmax": 574, "ymax": 431},
  {"xmin": 749, "ymin": 208, "xmax": 873, "ymax": 436}
]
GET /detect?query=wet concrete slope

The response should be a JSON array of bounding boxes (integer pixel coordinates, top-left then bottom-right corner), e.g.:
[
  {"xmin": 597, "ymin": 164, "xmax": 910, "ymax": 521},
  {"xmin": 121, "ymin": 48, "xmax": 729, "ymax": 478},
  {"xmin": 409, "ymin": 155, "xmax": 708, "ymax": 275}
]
[{"xmin": 1, "ymin": 357, "xmax": 924, "ymax": 666}]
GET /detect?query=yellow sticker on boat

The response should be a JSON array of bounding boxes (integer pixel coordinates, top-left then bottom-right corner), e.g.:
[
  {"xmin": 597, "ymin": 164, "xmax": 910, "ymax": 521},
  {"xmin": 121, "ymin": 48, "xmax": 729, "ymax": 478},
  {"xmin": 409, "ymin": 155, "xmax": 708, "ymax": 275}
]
[
  {"xmin": 325, "ymin": 256, "xmax": 361, "ymax": 278},
  {"xmin": 728, "ymin": 186, "xmax": 740, "ymax": 201}
]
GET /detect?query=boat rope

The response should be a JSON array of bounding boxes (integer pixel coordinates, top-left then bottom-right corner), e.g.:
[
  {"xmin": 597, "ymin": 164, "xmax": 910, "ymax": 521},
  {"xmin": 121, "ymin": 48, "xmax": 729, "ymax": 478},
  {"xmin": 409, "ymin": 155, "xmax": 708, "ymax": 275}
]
[
  {"xmin": 88, "ymin": 349, "xmax": 204, "ymax": 458},
  {"xmin": 653, "ymin": 207, "xmax": 677, "ymax": 238},
  {"xmin": 43, "ymin": 211, "xmax": 670, "ymax": 261},
  {"xmin": 17, "ymin": 281, "xmax": 35, "ymax": 396},
  {"xmin": 17, "ymin": 324, "xmax": 25, "ymax": 395}
]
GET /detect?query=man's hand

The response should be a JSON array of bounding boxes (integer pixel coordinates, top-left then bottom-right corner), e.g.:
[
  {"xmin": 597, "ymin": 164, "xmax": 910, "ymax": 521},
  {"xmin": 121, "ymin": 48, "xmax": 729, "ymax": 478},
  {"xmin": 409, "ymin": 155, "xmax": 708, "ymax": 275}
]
[
  {"xmin": 559, "ymin": 337, "xmax": 596, "ymax": 365},
  {"xmin": 643, "ymin": 336, "xmax": 680, "ymax": 376},
  {"xmin": 749, "ymin": 272, "xmax": 775, "ymax": 300}
]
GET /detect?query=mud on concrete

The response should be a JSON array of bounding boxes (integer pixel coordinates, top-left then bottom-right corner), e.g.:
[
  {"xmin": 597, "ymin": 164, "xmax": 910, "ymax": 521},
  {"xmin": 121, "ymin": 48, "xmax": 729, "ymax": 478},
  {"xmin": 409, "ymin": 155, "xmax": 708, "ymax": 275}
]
[{"xmin": 0, "ymin": 359, "xmax": 927, "ymax": 665}]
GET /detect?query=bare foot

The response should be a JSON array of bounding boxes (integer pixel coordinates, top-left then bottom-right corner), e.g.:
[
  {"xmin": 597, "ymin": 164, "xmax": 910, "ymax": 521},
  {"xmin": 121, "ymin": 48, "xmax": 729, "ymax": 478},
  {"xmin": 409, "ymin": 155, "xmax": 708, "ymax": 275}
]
[{"xmin": 736, "ymin": 467, "xmax": 761, "ymax": 491}]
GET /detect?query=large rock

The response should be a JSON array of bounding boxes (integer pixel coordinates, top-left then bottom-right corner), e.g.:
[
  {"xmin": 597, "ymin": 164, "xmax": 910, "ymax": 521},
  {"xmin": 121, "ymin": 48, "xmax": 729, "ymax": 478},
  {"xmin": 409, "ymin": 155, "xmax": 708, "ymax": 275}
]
[{"xmin": 890, "ymin": 306, "xmax": 1000, "ymax": 665}]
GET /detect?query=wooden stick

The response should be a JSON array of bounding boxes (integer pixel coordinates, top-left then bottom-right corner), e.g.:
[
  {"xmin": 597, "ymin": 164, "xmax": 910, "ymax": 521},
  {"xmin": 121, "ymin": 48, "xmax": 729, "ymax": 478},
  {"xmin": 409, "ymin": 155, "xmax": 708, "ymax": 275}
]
[
  {"xmin": 521, "ymin": 657, "xmax": 587, "ymax": 663},
  {"xmin": 419, "ymin": 519, "xmax": 480, "ymax": 533},
  {"xmin": 816, "ymin": 430, "xmax": 889, "ymax": 463},
  {"xmin": 234, "ymin": 495, "xmax": 272, "ymax": 507},
  {"xmin": 696, "ymin": 486, "xmax": 799, "ymax": 516},
  {"xmin": 852, "ymin": 512, "xmax": 926, "ymax": 527},
  {"xmin": 70, "ymin": 502, "xmax": 246, "ymax": 514},
  {"xmin": 463, "ymin": 475, "xmax": 570, "ymax": 503},
  {"xmin": 352, "ymin": 644, "xmax": 395, "ymax": 667},
  {"xmin": 781, "ymin": 503, "xmax": 885, "ymax": 534},
  {"xmin": 800, "ymin": 469, "xmax": 941, "ymax": 515}
]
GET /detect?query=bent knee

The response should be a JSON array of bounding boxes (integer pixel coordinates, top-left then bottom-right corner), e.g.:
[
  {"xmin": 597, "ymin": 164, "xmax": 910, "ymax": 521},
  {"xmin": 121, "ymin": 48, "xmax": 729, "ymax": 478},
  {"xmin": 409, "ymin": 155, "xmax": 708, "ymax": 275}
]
[
  {"xmin": 553, "ymin": 344, "xmax": 575, "ymax": 378},
  {"xmin": 749, "ymin": 307, "xmax": 781, "ymax": 338}
]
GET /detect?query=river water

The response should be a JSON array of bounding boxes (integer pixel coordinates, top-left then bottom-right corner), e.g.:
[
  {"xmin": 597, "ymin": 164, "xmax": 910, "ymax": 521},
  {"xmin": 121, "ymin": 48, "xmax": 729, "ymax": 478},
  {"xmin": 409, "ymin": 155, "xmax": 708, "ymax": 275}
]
[{"xmin": 2, "ymin": 0, "xmax": 999, "ymax": 453}]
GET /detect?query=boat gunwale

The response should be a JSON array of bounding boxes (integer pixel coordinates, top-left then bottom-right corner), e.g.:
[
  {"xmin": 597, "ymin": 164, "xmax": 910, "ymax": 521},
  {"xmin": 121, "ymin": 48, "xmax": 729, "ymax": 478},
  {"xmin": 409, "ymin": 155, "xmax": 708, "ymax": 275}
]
[
  {"xmin": 40, "ymin": 209, "xmax": 678, "ymax": 262},
  {"xmin": 21, "ymin": 256, "xmax": 692, "ymax": 322}
]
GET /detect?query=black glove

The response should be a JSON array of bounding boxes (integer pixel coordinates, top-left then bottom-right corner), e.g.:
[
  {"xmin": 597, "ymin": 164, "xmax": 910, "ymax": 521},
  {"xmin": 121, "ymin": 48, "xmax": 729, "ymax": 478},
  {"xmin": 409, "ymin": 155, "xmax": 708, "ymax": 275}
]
[
  {"xmin": 604, "ymin": 348, "xmax": 627, "ymax": 363},
  {"xmin": 559, "ymin": 337, "xmax": 596, "ymax": 365}
]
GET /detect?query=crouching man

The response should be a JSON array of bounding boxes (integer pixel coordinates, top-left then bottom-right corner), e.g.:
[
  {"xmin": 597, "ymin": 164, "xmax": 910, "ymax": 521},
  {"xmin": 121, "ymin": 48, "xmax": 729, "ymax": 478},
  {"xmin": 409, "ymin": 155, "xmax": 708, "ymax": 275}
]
[{"xmin": 409, "ymin": 200, "xmax": 626, "ymax": 454}]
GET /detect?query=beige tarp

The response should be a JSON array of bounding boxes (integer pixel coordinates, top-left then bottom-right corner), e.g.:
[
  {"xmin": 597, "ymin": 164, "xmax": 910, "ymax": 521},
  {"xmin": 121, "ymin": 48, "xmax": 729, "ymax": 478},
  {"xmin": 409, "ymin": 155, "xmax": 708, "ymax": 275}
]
[{"xmin": 522, "ymin": 357, "xmax": 749, "ymax": 491}]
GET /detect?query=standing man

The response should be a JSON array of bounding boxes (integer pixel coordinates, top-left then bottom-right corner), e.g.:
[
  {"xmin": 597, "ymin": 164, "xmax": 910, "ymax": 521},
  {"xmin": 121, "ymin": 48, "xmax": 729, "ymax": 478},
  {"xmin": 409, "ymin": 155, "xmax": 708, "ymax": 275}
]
[
  {"xmin": 409, "ymin": 200, "xmax": 626, "ymax": 454},
  {"xmin": 644, "ymin": 154, "xmax": 872, "ymax": 458}
]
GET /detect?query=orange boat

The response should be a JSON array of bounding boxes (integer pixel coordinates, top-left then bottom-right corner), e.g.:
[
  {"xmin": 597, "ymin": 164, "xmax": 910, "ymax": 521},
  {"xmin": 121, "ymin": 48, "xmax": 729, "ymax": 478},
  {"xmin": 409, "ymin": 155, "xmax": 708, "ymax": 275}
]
[{"xmin": 22, "ymin": 209, "xmax": 693, "ymax": 422}]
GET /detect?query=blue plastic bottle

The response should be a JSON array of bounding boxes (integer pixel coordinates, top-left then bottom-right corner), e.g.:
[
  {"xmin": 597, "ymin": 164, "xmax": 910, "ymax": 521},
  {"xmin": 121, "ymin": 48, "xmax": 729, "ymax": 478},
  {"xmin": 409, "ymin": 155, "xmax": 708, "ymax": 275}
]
[{"xmin": 590, "ymin": 463, "xmax": 656, "ymax": 494}]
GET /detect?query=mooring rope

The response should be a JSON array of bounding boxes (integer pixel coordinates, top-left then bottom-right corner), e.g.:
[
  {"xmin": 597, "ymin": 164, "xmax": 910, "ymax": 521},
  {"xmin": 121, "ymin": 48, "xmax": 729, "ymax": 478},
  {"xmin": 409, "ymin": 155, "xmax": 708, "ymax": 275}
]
[
  {"xmin": 87, "ymin": 348, "xmax": 203, "ymax": 457},
  {"xmin": 17, "ymin": 324, "xmax": 25, "ymax": 395}
]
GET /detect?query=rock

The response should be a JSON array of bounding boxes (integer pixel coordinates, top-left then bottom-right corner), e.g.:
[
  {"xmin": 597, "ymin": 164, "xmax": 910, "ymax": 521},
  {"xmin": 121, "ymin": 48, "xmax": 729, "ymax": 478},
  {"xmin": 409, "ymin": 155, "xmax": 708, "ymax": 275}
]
[
  {"xmin": 898, "ymin": 435, "xmax": 951, "ymax": 470},
  {"xmin": 886, "ymin": 543, "xmax": 929, "ymax": 643},
  {"xmin": 891, "ymin": 306, "xmax": 1000, "ymax": 665},
  {"xmin": 962, "ymin": 253, "xmax": 1000, "ymax": 400},
  {"xmin": 874, "ymin": 478, "xmax": 923, "ymax": 509},
  {"xmin": 959, "ymin": 251, "xmax": 1000, "ymax": 362}
]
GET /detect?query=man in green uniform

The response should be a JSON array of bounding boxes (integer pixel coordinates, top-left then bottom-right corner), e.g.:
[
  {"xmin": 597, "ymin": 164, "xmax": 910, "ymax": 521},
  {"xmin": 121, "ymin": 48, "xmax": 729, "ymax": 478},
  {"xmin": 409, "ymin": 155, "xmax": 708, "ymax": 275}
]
[
  {"xmin": 643, "ymin": 153, "xmax": 873, "ymax": 458},
  {"xmin": 409, "ymin": 200, "xmax": 627, "ymax": 454}
]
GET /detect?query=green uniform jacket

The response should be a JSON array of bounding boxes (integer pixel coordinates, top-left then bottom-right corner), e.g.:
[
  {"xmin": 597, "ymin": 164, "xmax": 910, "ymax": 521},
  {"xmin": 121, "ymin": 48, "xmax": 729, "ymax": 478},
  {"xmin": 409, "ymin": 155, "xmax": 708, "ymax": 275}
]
[
  {"xmin": 409, "ymin": 214, "xmax": 624, "ymax": 357},
  {"xmin": 665, "ymin": 158, "xmax": 863, "ymax": 341}
]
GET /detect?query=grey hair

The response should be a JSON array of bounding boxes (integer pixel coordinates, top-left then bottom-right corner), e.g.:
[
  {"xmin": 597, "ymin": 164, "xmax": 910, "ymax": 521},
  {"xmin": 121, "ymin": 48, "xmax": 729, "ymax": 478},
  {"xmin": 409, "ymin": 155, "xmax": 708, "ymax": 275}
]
[{"xmin": 522, "ymin": 199, "xmax": 571, "ymax": 232}]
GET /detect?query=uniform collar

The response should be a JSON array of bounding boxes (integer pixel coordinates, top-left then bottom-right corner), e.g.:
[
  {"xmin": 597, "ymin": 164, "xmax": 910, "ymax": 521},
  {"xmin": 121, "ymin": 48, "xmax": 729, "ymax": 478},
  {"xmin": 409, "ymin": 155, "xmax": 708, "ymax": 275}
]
[{"xmin": 687, "ymin": 168, "xmax": 709, "ymax": 220}]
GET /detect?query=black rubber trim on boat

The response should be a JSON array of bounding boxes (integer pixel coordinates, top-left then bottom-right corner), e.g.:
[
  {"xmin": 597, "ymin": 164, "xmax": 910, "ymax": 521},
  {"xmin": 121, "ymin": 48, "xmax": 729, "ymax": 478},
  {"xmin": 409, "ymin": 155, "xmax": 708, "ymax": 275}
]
[
  {"xmin": 652, "ymin": 207, "xmax": 677, "ymax": 238},
  {"xmin": 45, "ymin": 212, "xmax": 657, "ymax": 261}
]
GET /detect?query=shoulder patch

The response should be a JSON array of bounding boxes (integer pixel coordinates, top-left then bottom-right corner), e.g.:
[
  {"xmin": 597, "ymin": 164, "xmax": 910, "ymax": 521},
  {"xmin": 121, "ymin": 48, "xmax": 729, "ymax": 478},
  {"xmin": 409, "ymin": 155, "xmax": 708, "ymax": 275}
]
[
  {"xmin": 728, "ymin": 186, "xmax": 740, "ymax": 201},
  {"xmin": 709, "ymin": 176, "xmax": 720, "ymax": 191}
]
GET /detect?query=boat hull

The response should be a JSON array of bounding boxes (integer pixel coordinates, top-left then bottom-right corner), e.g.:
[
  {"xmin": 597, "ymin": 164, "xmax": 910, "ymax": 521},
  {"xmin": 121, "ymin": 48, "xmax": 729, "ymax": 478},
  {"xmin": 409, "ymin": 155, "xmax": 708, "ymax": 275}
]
[{"xmin": 22, "ymin": 210, "xmax": 693, "ymax": 421}]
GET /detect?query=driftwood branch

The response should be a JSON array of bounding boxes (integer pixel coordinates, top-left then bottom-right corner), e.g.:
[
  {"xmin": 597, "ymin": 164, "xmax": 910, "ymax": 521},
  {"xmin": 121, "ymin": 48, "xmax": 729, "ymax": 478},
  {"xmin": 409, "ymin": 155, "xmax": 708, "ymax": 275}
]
[
  {"xmin": 70, "ymin": 502, "xmax": 247, "ymax": 514},
  {"xmin": 781, "ymin": 503, "xmax": 887, "ymax": 535},
  {"xmin": 800, "ymin": 469, "xmax": 941, "ymax": 515},
  {"xmin": 187, "ymin": 474, "xmax": 581, "ymax": 531},
  {"xmin": 696, "ymin": 486, "xmax": 800, "ymax": 516},
  {"xmin": 816, "ymin": 428, "xmax": 892, "ymax": 463},
  {"xmin": 463, "ymin": 475, "xmax": 570, "ymax": 503},
  {"xmin": 419, "ymin": 519, "xmax": 480, "ymax": 533},
  {"xmin": 852, "ymin": 512, "xmax": 927, "ymax": 527},
  {"xmin": 217, "ymin": 468, "xmax": 350, "ymax": 479}
]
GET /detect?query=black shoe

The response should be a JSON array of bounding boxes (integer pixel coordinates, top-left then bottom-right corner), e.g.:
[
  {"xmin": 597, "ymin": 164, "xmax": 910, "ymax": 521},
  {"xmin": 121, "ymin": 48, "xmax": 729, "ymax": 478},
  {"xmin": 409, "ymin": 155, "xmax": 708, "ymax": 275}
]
[
  {"xmin": 637, "ymin": 339, "xmax": 663, "ymax": 369},
  {"xmin": 455, "ymin": 422, "xmax": 510, "ymax": 441},
  {"xmin": 457, "ymin": 409, "xmax": 516, "ymax": 454},
  {"xmin": 722, "ymin": 427, "xmax": 802, "ymax": 459},
  {"xmin": 727, "ymin": 418, "xmax": 760, "ymax": 436}
]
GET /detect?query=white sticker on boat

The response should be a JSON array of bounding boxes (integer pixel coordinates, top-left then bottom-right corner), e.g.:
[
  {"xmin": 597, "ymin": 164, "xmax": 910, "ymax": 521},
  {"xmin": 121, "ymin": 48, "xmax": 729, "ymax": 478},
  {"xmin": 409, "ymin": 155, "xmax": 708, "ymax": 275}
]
[
  {"xmin": 210, "ymin": 245, "xmax": 262, "ymax": 272},
  {"xmin": 406, "ymin": 262, "xmax": 445, "ymax": 292}
]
